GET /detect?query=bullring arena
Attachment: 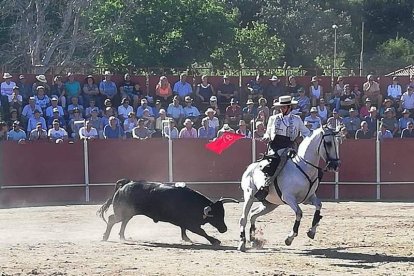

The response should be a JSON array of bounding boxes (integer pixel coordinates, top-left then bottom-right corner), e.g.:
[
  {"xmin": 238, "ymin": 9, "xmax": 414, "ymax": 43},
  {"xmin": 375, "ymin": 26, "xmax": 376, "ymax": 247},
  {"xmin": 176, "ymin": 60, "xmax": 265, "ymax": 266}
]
[{"xmin": 1, "ymin": 134, "xmax": 414, "ymax": 275}]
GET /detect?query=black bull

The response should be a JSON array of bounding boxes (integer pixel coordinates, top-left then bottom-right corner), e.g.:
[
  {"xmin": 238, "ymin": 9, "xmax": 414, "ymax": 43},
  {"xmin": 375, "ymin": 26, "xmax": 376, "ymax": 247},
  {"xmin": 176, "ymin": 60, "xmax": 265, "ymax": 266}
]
[{"xmin": 97, "ymin": 179, "xmax": 238, "ymax": 245}]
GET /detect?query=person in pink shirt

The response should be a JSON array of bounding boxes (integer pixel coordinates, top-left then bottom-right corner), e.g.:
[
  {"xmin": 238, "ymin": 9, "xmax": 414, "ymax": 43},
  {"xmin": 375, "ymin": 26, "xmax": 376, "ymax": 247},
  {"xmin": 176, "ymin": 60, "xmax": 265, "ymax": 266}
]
[
  {"xmin": 359, "ymin": 98, "xmax": 372, "ymax": 119},
  {"xmin": 179, "ymin": 118, "xmax": 197, "ymax": 138}
]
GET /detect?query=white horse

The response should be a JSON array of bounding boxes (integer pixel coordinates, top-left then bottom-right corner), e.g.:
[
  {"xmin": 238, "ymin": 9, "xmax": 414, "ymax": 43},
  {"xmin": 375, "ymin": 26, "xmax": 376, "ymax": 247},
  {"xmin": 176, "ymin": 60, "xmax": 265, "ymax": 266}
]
[{"xmin": 238, "ymin": 127, "xmax": 342, "ymax": 252}]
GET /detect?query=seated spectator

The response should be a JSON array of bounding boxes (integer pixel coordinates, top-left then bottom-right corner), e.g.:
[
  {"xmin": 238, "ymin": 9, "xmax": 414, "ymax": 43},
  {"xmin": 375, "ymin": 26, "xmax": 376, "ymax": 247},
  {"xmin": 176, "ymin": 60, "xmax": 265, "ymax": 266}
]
[
  {"xmin": 363, "ymin": 74, "xmax": 382, "ymax": 108},
  {"xmin": 355, "ymin": 121, "xmax": 372, "ymax": 139},
  {"xmin": 195, "ymin": 75, "xmax": 214, "ymax": 104},
  {"xmin": 328, "ymin": 86, "xmax": 341, "ymax": 112},
  {"xmin": 255, "ymin": 109, "xmax": 267, "ymax": 125},
  {"xmin": 29, "ymin": 122, "xmax": 48, "ymax": 141},
  {"xmin": 0, "ymin": 121, "xmax": 8, "ymax": 141},
  {"xmin": 141, "ymin": 108, "xmax": 155, "ymax": 130},
  {"xmin": 163, "ymin": 119, "xmax": 179, "ymax": 139},
  {"xmin": 155, "ymin": 76, "xmax": 173, "ymax": 106},
  {"xmin": 377, "ymin": 123, "xmax": 393, "ymax": 140},
  {"xmin": 398, "ymin": 109, "xmax": 414, "ymax": 133},
  {"xmin": 217, "ymin": 123, "xmax": 235, "ymax": 138},
  {"xmin": 265, "ymin": 76, "xmax": 285, "ymax": 103},
  {"xmin": 32, "ymin": 75, "xmax": 51, "ymax": 96},
  {"xmin": 132, "ymin": 119, "xmax": 152, "ymax": 140},
  {"xmin": 155, "ymin": 109, "xmax": 170, "ymax": 136},
  {"xmin": 257, "ymin": 98, "xmax": 270, "ymax": 123},
  {"xmin": 51, "ymin": 75, "xmax": 66, "ymax": 108},
  {"xmin": 173, "ymin": 73, "xmax": 192, "ymax": 100},
  {"xmin": 27, "ymin": 109, "xmax": 46, "ymax": 133},
  {"xmin": 401, "ymin": 121, "xmax": 414, "ymax": 138},
  {"xmin": 99, "ymin": 71, "xmax": 118, "ymax": 106},
  {"xmin": 333, "ymin": 76, "xmax": 345, "ymax": 97},
  {"xmin": 103, "ymin": 98, "xmax": 118, "ymax": 118},
  {"xmin": 296, "ymin": 87, "xmax": 310, "ymax": 116},
  {"xmin": 22, "ymin": 97, "xmax": 42, "ymax": 124},
  {"xmin": 183, "ymin": 96, "xmax": 200, "ymax": 124},
  {"xmin": 317, "ymin": 98, "xmax": 329, "ymax": 124},
  {"xmin": 242, "ymin": 99, "xmax": 257, "ymax": 125},
  {"xmin": 7, "ymin": 121, "xmax": 26, "ymax": 142},
  {"xmin": 236, "ymin": 120, "xmax": 251, "ymax": 138},
  {"xmin": 8, "ymin": 86, "xmax": 23, "ymax": 115},
  {"xmin": 217, "ymin": 75, "xmax": 237, "ymax": 103},
  {"xmin": 79, "ymin": 119, "xmax": 98, "ymax": 140},
  {"xmin": 7, "ymin": 109, "xmax": 19, "ymax": 128},
  {"xmin": 253, "ymin": 121, "xmax": 266, "ymax": 140},
  {"xmin": 48, "ymin": 119, "xmax": 68, "ymax": 142},
  {"xmin": 101, "ymin": 106, "xmax": 119, "ymax": 128},
  {"xmin": 359, "ymin": 98, "xmax": 372, "ymax": 119},
  {"xmin": 103, "ymin": 116, "xmax": 124, "ymax": 139},
  {"xmin": 246, "ymin": 74, "xmax": 264, "ymax": 100},
  {"xmin": 387, "ymin": 76, "xmax": 402, "ymax": 102},
  {"xmin": 65, "ymin": 73, "xmax": 82, "ymax": 105},
  {"xmin": 304, "ymin": 107, "xmax": 322, "ymax": 130},
  {"xmin": 152, "ymin": 100, "xmax": 163, "ymax": 118},
  {"xmin": 17, "ymin": 75, "xmax": 33, "ymax": 105},
  {"xmin": 399, "ymin": 84, "xmax": 414, "ymax": 114},
  {"xmin": 309, "ymin": 76, "xmax": 324, "ymax": 107},
  {"xmin": 379, "ymin": 98, "xmax": 395, "ymax": 118},
  {"xmin": 342, "ymin": 108, "xmax": 361, "ymax": 138},
  {"xmin": 198, "ymin": 117, "xmax": 216, "ymax": 139},
  {"xmin": 34, "ymin": 86, "xmax": 50, "ymax": 112},
  {"xmin": 136, "ymin": 98, "xmax": 154, "ymax": 118},
  {"xmin": 123, "ymin": 112, "xmax": 138, "ymax": 138},
  {"xmin": 327, "ymin": 109, "xmax": 343, "ymax": 130},
  {"xmin": 352, "ymin": 84, "xmax": 362, "ymax": 108},
  {"xmin": 381, "ymin": 108, "xmax": 398, "ymax": 137},
  {"xmin": 339, "ymin": 84, "xmax": 356, "ymax": 117},
  {"xmin": 85, "ymin": 99, "xmax": 100, "ymax": 118},
  {"xmin": 205, "ymin": 108, "xmax": 220, "ymax": 134},
  {"xmin": 207, "ymin": 96, "xmax": 221, "ymax": 117},
  {"xmin": 140, "ymin": 83, "xmax": 154, "ymax": 105},
  {"xmin": 179, "ymin": 118, "xmax": 197, "ymax": 138},
  {"xmin": 47, "ymin": 108, "xmax": 66, "ymax": 129},
  {"xmin": 45, "ymin": 96, "xmax": 64, "ymax": 119},
  {"xmin": 286, "ymin": 76, "xmax": 303, "ymax": 98},
  {"xmin": 1, "ymin": 73, "xmax": 15, "ymax": 106},
  {"xmin": 118, "ymin": 98, "xmax": 133, "ymax": 122},
  {"xmin": 89, "ymin": 108, "xmax": 104, "ymax": 138},
  {"xmin": 67, "ymin": 96, "xmax": 84, "ymax": 119},
  {"xmin": 167, "ymin": 95, "xmax": 184, "ymax": 125},
  {"xmin": 119, "ymin": 73, "xmax": 137, "ymax": 106},
  {"xmin": 225, "ymin": 98, "xmax": 242, "ymax": 129},
  {"xmin": 363, "ymin": 106, "xmax": 379, "ymax": 134},
  {"xmin": 82, "ymin": 75, "xmax": 99, "ymax": 108}
]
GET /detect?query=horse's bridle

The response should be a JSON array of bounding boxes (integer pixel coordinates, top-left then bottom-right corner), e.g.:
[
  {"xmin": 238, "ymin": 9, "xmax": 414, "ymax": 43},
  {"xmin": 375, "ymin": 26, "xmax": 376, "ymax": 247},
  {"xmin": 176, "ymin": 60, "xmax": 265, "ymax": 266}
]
[{"xmin": 318, "ymin": 131, "xmax": 341, "ymax": 169}]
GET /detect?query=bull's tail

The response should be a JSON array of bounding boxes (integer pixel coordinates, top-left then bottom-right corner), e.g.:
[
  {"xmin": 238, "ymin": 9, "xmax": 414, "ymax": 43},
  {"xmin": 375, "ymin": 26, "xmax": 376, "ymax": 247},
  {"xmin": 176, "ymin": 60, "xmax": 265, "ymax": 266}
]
[{"xmin": 96, "ymin": 179, "xmax": 131, "ymax": 224}]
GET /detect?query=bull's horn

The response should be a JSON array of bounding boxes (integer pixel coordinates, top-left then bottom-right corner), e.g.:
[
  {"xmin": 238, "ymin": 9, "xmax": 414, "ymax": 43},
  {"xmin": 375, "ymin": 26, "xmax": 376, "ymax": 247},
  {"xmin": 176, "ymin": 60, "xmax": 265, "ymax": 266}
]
[
  {"xmin": 203, "ymin": 206, "xmax": 213, "ymax": 219},
  {"xmin": 219, "ymin": 197, "xmax": 239, "ymax": 204}
]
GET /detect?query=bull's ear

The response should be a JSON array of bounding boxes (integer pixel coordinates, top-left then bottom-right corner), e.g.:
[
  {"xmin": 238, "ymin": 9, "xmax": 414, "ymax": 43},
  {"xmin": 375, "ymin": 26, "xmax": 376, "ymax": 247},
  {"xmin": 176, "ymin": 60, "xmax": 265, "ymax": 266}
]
[
  {"xmin": 219, "ymin": 197, "xmax": 239, "ymax": 204},
  {"xmin": 203, "ymin": 206, "xmax": 213, "ymax": 219}
]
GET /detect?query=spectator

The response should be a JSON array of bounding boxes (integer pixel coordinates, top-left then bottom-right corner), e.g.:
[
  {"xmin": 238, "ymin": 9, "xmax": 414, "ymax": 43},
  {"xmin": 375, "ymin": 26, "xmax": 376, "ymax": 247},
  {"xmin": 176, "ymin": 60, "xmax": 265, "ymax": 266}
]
[
  {"xmin": 217, "ymin": 123, "xmax": 235, "ymax": 137},
  {"xmin": 195, "ymin": 75, "xmax": 214, "ymax": 104},
  {"xmin": 32, "ymin": 75, "xmax": 51, "ymax": 96},
  {"xmin": 333, "ymin": 76, "xmax": 345, "ymax": 96},
  {"xmin": 152, "ymin": 100, "xmax": 163, "ymax": 118},
  {"xmin": 363, "ymin": 106, "xmax": 379, "ymax": 134},
  {"xmin": 327, "ymin": 108, "xmax": 343, "ymax": 130},
  {"xmin": 257, "ymin": 98, "xmax": 270, "ymax": 123},
  {"xmin": 207, "ymin": 96, "xmax": 221, "ymax": 117},
  {"xmin": 103, "ymin": 98, "xmax": 118, "ymax": 117},
  {"xmin": 47, "ymin": 108, "xmax": 66, "ymax": 129},
  {"xmin": 69, "ymin": 108, "xmax": 84, "ymax": 140},
  {"xmin": 183, "ymin": 96, "xmax": 200, "ymax": 124},
  {"xmin": 118, "ymin": 98, "xmax": 133, "ymax": 122},
  {"xmin": 381, "ymin": 108, "xmax": 398, "ymax": 136},
  {"xmin": 167, "ymin": 95, "xmax": 184, "ymax": 125},
  {"xmin": 79, "ymin": 119, "xmax": 98, "ymax": 140},
  {"xmin": 17, "ymin": 75, "xmax": 33, "ymax": 104},
  {"xmin": 398, "ymin": 109, "xmax": 414, "ymax": 133},
  {"xmin": 21, "ymin": 96, "xmax": 42, "ymax": 124},
  {"xmin": 205, "ymin": 107, "xmax": 220, "ymax": 134},
  {"xmin": 342, "ymin": 108, "xmax": 361, "ymax": 138},
  {"xmin": 173, "ymin": 73, "xmax": 192, "ymax": 100},
  {"xmin": 339, "ymin": 84, "xmax": 356, "ymax": 117},
  {"xmin": 236, "ymin": 120, "xmax": 251, "ymax": 138},
  {"xmin": 0, "ymin": 121, "xmax": 8, "ymax": 141},
  {"xmin": 85, "ymin": 99, "xmax": 100, "ymax": 118},
  {"xmin": 8, "ymin": 86, "xmax": 23, "ymax": 115},
  {"xmin": 27, "ymin": 109, "xmax": 46, "ymax": 133},
  {"xmin": 355, "ymin": 121, "xmax": 372, "ymax": 140},
  {"xmin": 309, "ymin": 76, "xmax": 324, "ymax": 106},
  {"xmin": 136, "ymin": 98, "xmax": 154, "ymax": 118},
  {"xmin": 379, "ymin": 98, "xmax": 395, "ymax": 118},
  {"xmin": 89, "ymin": 108, "xmax": 104, "ymax": 138},
  {"xmin": 7, "ymin": 109, "xmax": 19, "ymax": 128},
  {"xmin": 48, "ymin": 119, "xmax": 68, "ymax": 142},
  {"xmin": 287, "ymin": 76, "xmax": 303, "ymax": 98},
  {"xmin": 217, "ymin": 75, "xmax": 237, "ymax": 103},
  {"xmin": 34, "ymin": 86, "xmax": 50, "ymax": 112},
  {"xmin": 265, "ymin": 76, "xmax": 285, "ymax": 103},
  {"xmin": 363, "ymin": 74, "xmax": 382, "ymax": 108},
  {"xmin": 1, "ymin": 73, "xmax": 16, "ymax": 100},
  {"xmin": 359, "ymin": 98, "xmax": 372, "ymax": 119},
  {"xmin": 399, "ymin": 84, "xmax": 414, "ymax": 114},
  {"xmin": 7, "ymin": 121, "xmax": 26, "ymax": 142},
  {"xmin": 401, "ymin": 121, "xmax": 414, "ymax": 138},
  {"xmin": 141, "ymin": 108, "xmax": 155, "ymax": 130},
  {"xmin": 377, "ymin": 123, "xmax": 393, "ymax": 140},
  {"xmin": 246, "ymin": 74, "xmax": 264, "ymax": 100},
  {"xmin": 65, "ymin": 73, "xmax": 82, "ymax": 105},
  {"xmin": 179, "ymin": 118, "xmax": 197, "ymax": 138},
  {"xmin": 242, "ymin": 99, "xmax": 257, "ymax": 125},
  {"xmin": 225, "ymin": 98, "xmax": 242, "ymax": 129},
  {"xmin": 253, "ymin": 121, "xmax": 266, "ymax": 140},
  {"xmin": 132, "ymin": 118, "xmax": 152, "ymax": 140},
  {"xmin": 83, "ymin": 75, "xmax": 100, "ymax": 108},
  {"xmin": 103, "ymin": 116, "xmax": 124, "ymax": 139},
  {"xmin": 45, "ymin": 96, "xmax": 64, "ymax": 119},
  {"xmin": 29, "ymin": 122, "xmax": 48, "ymax": 141},
  {"xmin": 163, "ymin": 119, "xmax": 179, "ymax": 139},
  {"xmin": 155, "ymin": 76, "xmax": 173, "ymax": 106},
  {"xmin": 255, "ymin": 109, "xmax": 267, "ymax": 125},
  {"xmin": 123, "ymin": 111, "xmax": 138, "ymax": 138},
  {"xmin": 304, "ymin": 107, "xmax": 322, "ymax": 130},
  {"xmin": 51, "ymin": 75, "xmax": 66, "ymax": 109},
  {"xmin": 296, "ymin": 87, "xmax": 311, "ymax": 116},
  {"xmin": 387, "ymin": 76, "xmax": 402, "ymax": 102},
  {"xmin": 317, "ymin": 98, "xmax": 329, "ymax": 124},
  {"xmin": 119, "ymin": 73, "xmax": 137, "ymax": 106},
  {"xmin": 198, "ymin": 117, "xmax": 216, "ymax": 139},
  {"xmin": 67, "ymin": 96, "xmax": 84, "ymax": 119},
  {"xmin": 352, "ymin": 84, "xmax": 362, "ymax": 109},
  {"xmin": 154, "ymin": 109, "xmax": 170, "ymax": 137},
  {"xmin": 101, "ymin": 106, "xmax": 119, "ymax": 128},
  {"xmin": 99, "ymin": 71, "xmax": 118, "ymax": 106}
]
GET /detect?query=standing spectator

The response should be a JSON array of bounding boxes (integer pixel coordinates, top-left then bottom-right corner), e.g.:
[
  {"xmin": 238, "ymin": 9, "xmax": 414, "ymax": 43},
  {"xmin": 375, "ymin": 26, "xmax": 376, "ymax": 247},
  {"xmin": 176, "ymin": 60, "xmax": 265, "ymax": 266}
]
[
  {"xmin": 363, "ymin": 106, "xmax": 379, "ymax": 134},
  {"xmin": 67, "ymin": 96, "xmax": 84, "ymax": 119},
  {"xmin": 103, "ymin": 116, "xmax": 124, "ymax": 139},
  {"xmin": 17, "ymin": 75, "xmax": 32, "ymax": 104},
  {"xmin": 51, "ymin": 75, "xmax": 66, "ymax": 108},
  {"xmin": 32, "ymin": 75, "xmax": 51, "ymax": 96},
  {"xmin": 65, "ymin": 73, "xmax": 82, "ymax": 105},
  {"xmin": 242, "ymin": 99, "xmax": 257, "ymax": 125},
  {"xmin": 236, "ymin": 120, "xmax": 251, "ymax": 138},
  {"xmin": 198, "ymin": 117, "xmax": 216, "ymax": 139},
  {"xmin": 0, "ymin": 121, "xmax": 8, "ymax": 141},
  {"xmin": 123, "ymin": 112, "xmax": 138, "ymax": 138},
  {"xmin": 47, "ymin": 108, "xmax": 66, "ymax": 129},
  {"xmin": 363, "ymin": 74, "xmax": 382, "ymax": 108},
  {"xmin": 48, "ymin": 119, "xmax": 68, "ymax": 142},
  {"xmin": 339, "ymin": 84, "xmax": 356, "ymax": 117},
  {"xmin": 132, "ymin": 119, "xmax": 152, "ymax": 140},
  {"xmin": 163, "ymin": 119, "xmax": 179, "ymax": 139},
  {"xmin": 225, "ymin": 98, "xmax": 242, "ymax": 129},
  {"xmin": 179, "ymin": 118, "xmax": 197, "ymax": 138},
  {"xmin": 99, "ymin": 71, "xmax": 118, "ymax": 107},
  {"xmin": 387, "ymin": 77, "xmax": 402, "ymax": 101},
  {"xmin": 34, "ymin": 86, "xmax": 51, "ymax": 112},
  {"xmin": 256, "ymin": 98, "xmax": 270, "ymax": 123},
  {"xmin": 7, "ymin": 121, "xmax": 26, "ymax": 142},
  {"xmin": 377, "ymin": 124, "xmax": 393, "ymax": 140},
  {"xmin": 401, "ymin": 121, "xmax": 414, "ymax": 138},
  {"xmin": 155, "ymin": 76, "xmax": 173, "ymax": 106},
  {"xmin": 327, "ymin": 109, "xmax": 343, "ymax": 130},
  {"xmin": 399, "ymin": 84, "xmax": 414, "ymax": 114},
  {"xmin": 265, "ymin": 76, "xmax": 285, "ymax": 103},
  {"xmin": 355, "ymin": 121, "xmax": 372, "ymax": 139},
  {"xmin": 1, "ymin": 72, "xmax": 16, "ymax": 97},
  {"xmin": 117, "ymin": 98, "xmax": 133, "ymax": 122},
  {"xmin": 83, "ymin": 75, "xmax": 100, "ymax": 108},
  {"xmin": 317, "ymin": 98, "xmax": 329, "ymax": 124},
  {"xmin": 119, "ymin": 73, "xmax": 136, "ymax": 104},
  {"xmin": 296, "ymin": 87, "xmax": 311, "ymax": 116},
  {"xmin": 29, "ymin": 122, "xmax": 48, "ymax": 141},
  {"xmin": 246, "ymin": 74, "xmax": 264, "ymax": 101},
  {"xmin": 167, "ymin": 96, "xmax": 184, "ymax": 125},
  {"xmin": 27, "ymin": 109, "xmax": 46, "ymax": 133},
  {"xmin": 359, "ymin": 98, "xmax": 372, "ymax": 119},
  {"xmin": 381, "ymin": 108, "xmax": 398, "ymax": 137},
  {"xmin": 183, "ymin": 96, "xmax": 200, "ymax": 124},
  {"xmin": 79, "ymin": 120, "xmax": 98, "ymax": 140},
  {"xmin": 309, "ymin": 76, "xmax": 324, "ymax": 106},
  {"xmin": 89, "ymin": 108, "xmax": 104, "ymax": 138},
  {"xmin": 205, "ymin": 108, "xmax": 220, "ymax": 134},
  {"xmin": 398, "ymin": 109, "xmax": 414, "ymax": 133},
  {"xmin": 8, "ymin": 86, "xmax": 23, "ymax": 115},
  {"xmin": 173, "ymin": 73, "xmax": 193, "ymax": 100},
  {"xmin": 217, "ymin": 75, "xmax": 237, "ymax": 103},
  {"xmin": 343, "ymin": 108, "xmax": 361, "ymax": 138},
  {"xmin": 195, "ymin": 75, "xmax": 214, "ymax": 104},
  {"xmin": 136, "ymin": 98, "xmax": 154, "ymax": 118},
  {"xmin": 45, "ymin": 96, "xmax": 64, "ymax": 119},
  {"xmin": 21, "ymin": 97, "xmax": 42, "ymax": 125},
  {"xmin": 69, "ymin": 108, "xmax": 84, "ymax": 140},
  {"xmin": 287, "ymin": 76, "xmax": 303, "ymax": 98},
  {"xmin": 304, "ymin": 107, "xmax": 322, "ymax": 130}
]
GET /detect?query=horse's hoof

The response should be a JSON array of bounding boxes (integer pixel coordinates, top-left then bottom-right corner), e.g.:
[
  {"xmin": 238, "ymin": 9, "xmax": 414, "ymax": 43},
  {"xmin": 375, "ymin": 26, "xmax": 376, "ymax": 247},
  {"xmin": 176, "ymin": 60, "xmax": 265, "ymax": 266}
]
[
  {"xmin": 238, "ymin": 241, "xmax": 246, "ymax": 252},
  {"xmin": 251, "ymin": 239, "xmax": 264, "ymax": 249},
  {"xmin": 211, "ymin": 239, "xmax": 221, "ymax": 246},
  {"xmin": 285, "ymin": 237, "xmax": 293, "ymax": 246},
  {"xmin": 102, "ymin": 234, "xmax": 109, "ymax": 241},
  {"xmin": 307, "ymin": 230, "xmax": 315, "ymax": 240}
]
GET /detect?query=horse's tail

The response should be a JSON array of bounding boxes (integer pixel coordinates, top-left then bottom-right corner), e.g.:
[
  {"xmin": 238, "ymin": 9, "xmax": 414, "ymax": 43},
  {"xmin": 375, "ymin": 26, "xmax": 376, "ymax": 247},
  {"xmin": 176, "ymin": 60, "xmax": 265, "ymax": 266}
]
[{"xmin": 96, "ymin": 179, "xmax": 131, "ymax": 224}]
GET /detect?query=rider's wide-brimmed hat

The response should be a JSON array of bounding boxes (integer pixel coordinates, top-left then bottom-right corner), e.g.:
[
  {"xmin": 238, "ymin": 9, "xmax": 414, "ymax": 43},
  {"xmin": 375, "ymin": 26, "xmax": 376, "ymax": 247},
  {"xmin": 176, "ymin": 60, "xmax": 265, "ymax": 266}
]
[{"xmin": 273, "ymin": 95, "xmax": 298, "ymax": 107}]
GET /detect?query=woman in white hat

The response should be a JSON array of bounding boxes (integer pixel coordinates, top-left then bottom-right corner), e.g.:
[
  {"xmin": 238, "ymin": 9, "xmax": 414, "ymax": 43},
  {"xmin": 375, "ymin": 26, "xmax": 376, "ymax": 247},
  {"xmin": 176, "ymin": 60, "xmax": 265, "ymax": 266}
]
[
  {"xmin": 309, "ymin": 76, "xmax": 324, "ymax": 107},
  {"xmin": 32, "ymin": 75, "xmax": 51, "ymax": 96},
  {"xmin": 255, "ymin": 95, "xmax": 311, "ymax": 201},
  {"xmin": 205, "ymin": 107, "xmax": 219, "ymax": 133}
]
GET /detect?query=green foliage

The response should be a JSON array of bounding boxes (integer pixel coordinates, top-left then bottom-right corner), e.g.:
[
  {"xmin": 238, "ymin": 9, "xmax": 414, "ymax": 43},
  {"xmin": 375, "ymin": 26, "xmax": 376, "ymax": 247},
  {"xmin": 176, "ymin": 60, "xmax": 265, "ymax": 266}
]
[{"xmin": 369, "ymin": 37, "xmax": 414, "ymax": 69}]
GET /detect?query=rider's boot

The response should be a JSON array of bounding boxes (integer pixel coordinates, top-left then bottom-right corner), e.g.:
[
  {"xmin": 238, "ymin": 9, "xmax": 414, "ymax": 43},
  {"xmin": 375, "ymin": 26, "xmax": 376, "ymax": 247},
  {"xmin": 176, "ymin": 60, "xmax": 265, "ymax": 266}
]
[{"xmin": 254, "ymin": 176, "xmax": 272, "ymax": 201}]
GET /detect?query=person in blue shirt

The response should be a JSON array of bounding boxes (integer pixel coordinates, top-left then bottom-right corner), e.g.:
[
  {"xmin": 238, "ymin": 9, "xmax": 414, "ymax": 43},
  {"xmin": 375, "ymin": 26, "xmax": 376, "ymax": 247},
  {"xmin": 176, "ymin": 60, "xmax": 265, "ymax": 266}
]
[
  {"xmin": 173, "ymin": 73, "xmax": 192, "ymax": 100},
  {"xmin": 198, "ymin": 117, "xmax": 216, "ymax": 139},
  {"xmin": 7, "ymin": 121, "xmax": 26, "ymax": 141},
  {"xmin": 64, "ymin": 73, "xmax": 82, "ymax": 104},
  {"xmin": 167, "ymin": 96, "xmax": 184, "ymax": 125},
  {"xmin": 103, "ymin": 116, "xmax": 124, "ymax": 139},
  {"xmin": 183, "ymin": 96, "xmax": 200, "ymax": 124},
  {"xmin": 99, "ymin": 71, "xmax": 118, "ymax": 106}
]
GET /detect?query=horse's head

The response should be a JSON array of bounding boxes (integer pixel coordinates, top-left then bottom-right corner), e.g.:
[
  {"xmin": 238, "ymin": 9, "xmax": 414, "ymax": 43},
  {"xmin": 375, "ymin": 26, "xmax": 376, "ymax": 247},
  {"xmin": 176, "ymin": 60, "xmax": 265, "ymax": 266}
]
[{"xmin": 318, "ymin": 126, "xmax": 344, "ymax": 172}]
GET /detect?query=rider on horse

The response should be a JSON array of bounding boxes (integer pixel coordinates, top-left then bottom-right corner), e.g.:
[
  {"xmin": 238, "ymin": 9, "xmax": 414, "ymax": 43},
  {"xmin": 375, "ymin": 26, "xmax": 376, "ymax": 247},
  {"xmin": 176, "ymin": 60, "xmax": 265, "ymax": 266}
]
[{"xmin": 255, "ymin": 95, "xmax": 311, "ymax": 201}]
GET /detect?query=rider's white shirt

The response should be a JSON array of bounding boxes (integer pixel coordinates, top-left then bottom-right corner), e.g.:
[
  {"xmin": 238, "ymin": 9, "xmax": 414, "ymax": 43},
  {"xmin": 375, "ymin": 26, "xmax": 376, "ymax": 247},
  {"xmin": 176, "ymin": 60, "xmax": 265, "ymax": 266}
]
[{"xmin": 265, "ymin": 112, "xmax": 311, "ymax": 141}]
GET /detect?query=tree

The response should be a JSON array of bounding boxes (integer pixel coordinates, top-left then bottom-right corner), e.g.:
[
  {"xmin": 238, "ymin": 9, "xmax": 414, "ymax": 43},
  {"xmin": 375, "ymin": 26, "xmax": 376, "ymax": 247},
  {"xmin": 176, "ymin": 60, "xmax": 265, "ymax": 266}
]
[{"xmin": 369, "ymin": 37, "xmax": 414, "ymax": 69}]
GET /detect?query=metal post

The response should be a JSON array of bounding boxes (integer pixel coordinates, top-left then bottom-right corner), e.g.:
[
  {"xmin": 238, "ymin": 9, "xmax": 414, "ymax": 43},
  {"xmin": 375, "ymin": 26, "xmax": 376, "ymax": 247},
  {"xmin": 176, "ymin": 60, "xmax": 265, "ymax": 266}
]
[
  {"xmin": 168, "ymin": 122, "xmax": 173, "ymax": 183},
  {"xmin": 332, "ymin": 24, "xmax": 338, "ymax": 74},
  {"xmin": 376, "ymin": 121, "xmax": 381, "ymax": 200},
  {"xmin": 251, "ymin": 119, "xmax": 256, "ymax": 163},
  {"xmin": 360, "ymin": 21, "xmax": 365, "ymax": 76},
  {"xmin": 83, "ymin": 139, "xmax": 90, "ymax": 202},
  {"xmin": 334, "ymin": 144, "xmax": 340, "ymax": 200}
]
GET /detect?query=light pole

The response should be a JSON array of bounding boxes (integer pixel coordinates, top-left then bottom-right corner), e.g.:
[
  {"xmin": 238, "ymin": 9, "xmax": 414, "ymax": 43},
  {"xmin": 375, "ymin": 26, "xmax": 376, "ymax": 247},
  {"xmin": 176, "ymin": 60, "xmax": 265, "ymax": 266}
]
[{"xmin": 332, "ymin": 24, "xmax": 338, "ymax": 71}]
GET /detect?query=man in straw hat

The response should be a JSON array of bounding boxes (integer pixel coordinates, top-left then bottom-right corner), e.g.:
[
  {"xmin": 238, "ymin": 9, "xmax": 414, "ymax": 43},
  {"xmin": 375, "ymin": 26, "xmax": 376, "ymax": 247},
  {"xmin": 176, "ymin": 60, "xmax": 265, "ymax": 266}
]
[{"xmin": 255, "ymin": 95, "xmax": 311, "ymax": 201}]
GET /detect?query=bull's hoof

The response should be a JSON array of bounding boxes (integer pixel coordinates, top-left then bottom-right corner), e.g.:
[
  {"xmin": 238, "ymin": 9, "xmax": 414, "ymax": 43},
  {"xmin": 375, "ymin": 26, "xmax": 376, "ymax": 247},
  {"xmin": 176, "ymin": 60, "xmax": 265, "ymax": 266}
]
[
  {"xmin": 307, "ymin": 230, "xmax": 316, "ymax": 240},
  {"xmin": 237, "ymin": 241, "xmax": 246, "ymax": 252}
]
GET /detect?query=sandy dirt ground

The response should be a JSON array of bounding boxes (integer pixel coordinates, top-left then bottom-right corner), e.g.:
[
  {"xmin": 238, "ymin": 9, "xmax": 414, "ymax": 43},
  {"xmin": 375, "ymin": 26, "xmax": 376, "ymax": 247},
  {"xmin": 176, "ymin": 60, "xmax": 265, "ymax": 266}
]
[{"xmin": 0, "ymin": 202, "xmax": 414, "ymax": 276}]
